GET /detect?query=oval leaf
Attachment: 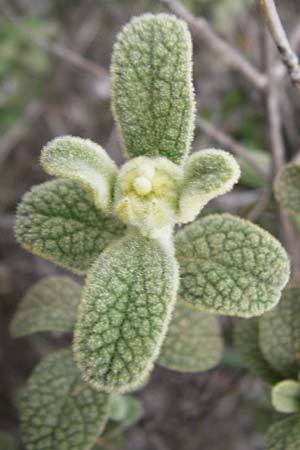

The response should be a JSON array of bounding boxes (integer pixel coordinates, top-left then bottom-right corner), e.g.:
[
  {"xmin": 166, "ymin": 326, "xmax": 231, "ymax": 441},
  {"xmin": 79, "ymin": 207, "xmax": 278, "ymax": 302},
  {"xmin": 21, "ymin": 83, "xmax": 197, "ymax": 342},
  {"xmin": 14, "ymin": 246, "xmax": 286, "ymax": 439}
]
[
  {"xmin": 175, "ymin": 214, "xmax": 290, "ymax": 317},
  {"xmin": 158, "ymin": 300, "xmax": 223, "ymax": 372},
  {"xmin": 234, "ymin": 318, "xmax": 280, "ymax": 384},
  {"xmin": 274, "ymin": 163, "xmax": 300, "ymax": 214},
  {"xmin": 272, "ymin": 380, "xmax": 300, "ymax": 413},
  {"xmin": 15, "ymin": 179, "xmax": 126, "ymax": 274},
  {"xmin": 267, "ymin": 416, "xmax": 300, "ymax": 450},
  {"xmin": 111, "ymin": 13, "xmax": 195, "ymax": 164},
  {"xmin": 74, "ymin": 233, "xmax": 178, "ymax": 393},
  {"xmin": 10, "ymin": 276, "xmax": 81, "ymax": 337},
  {"xmin": 19, "ymin": 350, "xmax": 110, "ymax": 450},
  {"xmin": 41, "ymin": 136, "xmax": 117, "ymax": 211},
  {"xmin": 259, "ymin": 285, "xmax": 300, "ymax": 378},
  {"xmin": 179, "ymin": 149, "xmax": 240, "ymax": 223}
]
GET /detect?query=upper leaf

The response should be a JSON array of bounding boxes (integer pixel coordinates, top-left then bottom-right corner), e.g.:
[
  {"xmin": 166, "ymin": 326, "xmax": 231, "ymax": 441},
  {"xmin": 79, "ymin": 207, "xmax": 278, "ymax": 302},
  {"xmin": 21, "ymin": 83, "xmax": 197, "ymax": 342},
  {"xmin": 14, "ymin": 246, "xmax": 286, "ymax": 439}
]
[
  {"xmin": 41, "ymin": 136, "xmax": 117, "ymax": 211},
  {"xmin": 158, "ymin": 300, "xmax": 223, "ymax": 372},
  {"xmin": 267, "ymin": 416, "xmax": 300, "ymax": 450},
  {"xmin": 179, "ymin": 149, "xmax": 240, "ymax": 223},
  {"xmin": 15, "ymin": 179, "xmax": 126, "ymax": 274},
  {"xmin": 74, "ymin": 232, "xmax": 178, "ymax": 393},
  {"xmin": 234, "ymin": 318, "xmax": 281, "ymax": 384},
  {"xmin": 10, "ymin": 276, "xmax": 81, "ymax": 337},
  {"xmin": 274, "ymin": 163, "xmax": 300, "ymax": 214},
  {"xmin": 19, "ymin": 349, "xmax": 111, "ymax": 450},
  {"xmin": 111, "ymin": 13, "xmax": 195, "ymax": 164},
  {"xmin": 175, "ymin": 214, "xmax": 290, "ymax": 317},
  {"xmin": 259, "ymin": 286, "xmax": 300, "ymax": 378},
  {"xmin": 272, "ymin": 380, "xmax": 300, "ymax": 413}
]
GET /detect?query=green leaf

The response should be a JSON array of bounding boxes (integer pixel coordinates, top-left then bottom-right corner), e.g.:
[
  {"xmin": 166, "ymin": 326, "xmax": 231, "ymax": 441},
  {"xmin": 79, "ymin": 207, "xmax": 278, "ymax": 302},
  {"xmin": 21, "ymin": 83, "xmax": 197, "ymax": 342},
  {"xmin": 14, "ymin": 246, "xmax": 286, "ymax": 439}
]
[
  {"xmin": 19, "ymin": 349, "xmax": 111, "ymax": 450},
  {"xmin": 179, "ymin": 149, "xmax": 240, "ymax": 223},
  {"xmin": 272, "ymin": 380, "xmax": 300, "ymax": 413},
  {"xmin": 10, "ymin": 276, "xmax": 81, "ymax": 337},
  {"xmin": 175, "ymin": 214, "xmax": 290, "ymax": 317},
  {"xmin": 108, "ymin": 395, "xmax": 143, "ymax": 435},
  {"xmin": 74, "ymin": 232, "xmax": 178, "ymax": 393},
  {"xmin": 259, "ymin": 286, "xmax": 300, "ymax": 378},
  {"xmin": 274, "ymin": 163, "xmax": 300, "ymax": 214},
  {"xmin": 15, "ymin": 179, "xmax": 126, "ymax": 274},
  {"xmin": 111, "ymin": 13, "xmax": 195, "ymax": 164},
  {"xmin": 158, "ymin": 300, "xmax": 223, "ymax": 372},
  {"xmin": 267, "ymin": 416, "xmax": 300, "ymax": 450},
  {"xmin": 234, "ymin": 318, "xmax": 280, "ymax": 384},
  {"xmin": 41, "ymin": 136, "xmax": 117, "ymax": 211}
]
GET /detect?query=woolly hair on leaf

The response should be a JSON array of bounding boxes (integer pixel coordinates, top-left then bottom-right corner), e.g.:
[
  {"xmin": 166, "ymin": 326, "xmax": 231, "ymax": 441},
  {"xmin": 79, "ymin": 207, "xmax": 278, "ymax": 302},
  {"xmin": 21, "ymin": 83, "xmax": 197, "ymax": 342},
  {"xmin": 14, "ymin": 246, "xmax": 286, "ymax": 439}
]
[
  {"xmin": 10, "ymin": 276, "xmax": 81, "ymax": 337},
  {"xmin": 274, "ymin": 163, "xmax": 300, "ymax": 214},
  {"xmin": 175, "ymin": 214, "xmax": 290, "ymax": 317},
  {"xmin": 272, "ymin": 380, "xmax": 300, "ymax": 414},
  {"xmin": 179, "ymin": 149, "xmax": 241, "ymax": 223},
  {"xmin": 234, "ymin": 318, "xmax": 280, "ymax": 384},
  {"xmin": 41, "ymin": 136, "xmax": 117, "ymax": 211},
  {"xmin": 158, "ymin": 300, "xmax": 223, "ymax": 372},
  {"xmin": 74, "ymin": 232, "xmax": 178, "ymax": 393},
  {"xmin": 111, "ymin": 13, "xmax": 195, "ymax": 164},
  {"xmin": 19, "ymin": 350, "xmax": 111, "ymax": 450},
  {"xmin": 266, "ymin": 416, "xmax": 300, "ymax": 450},
  {"xmin": 15, "ymin": 179, "xmax": 126, "ymax": 275},
  {"xmin": 259, "ymin": 285, "xmax": 300, "ymax": 378}
]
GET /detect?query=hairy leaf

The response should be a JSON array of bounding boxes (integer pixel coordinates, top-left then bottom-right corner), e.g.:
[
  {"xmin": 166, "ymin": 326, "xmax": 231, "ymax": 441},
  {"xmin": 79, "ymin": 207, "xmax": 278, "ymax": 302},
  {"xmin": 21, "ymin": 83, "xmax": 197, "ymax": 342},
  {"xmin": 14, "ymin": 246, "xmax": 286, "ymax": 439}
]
[
  {"xmin": 10, "ymin": 276, "xmax": 81, "ymax": 337},
  {"xmin": 234, "ymin": 318, "xmax": 280, "ymax": 384},
  {"xmin": 15, "ymin": 179, "xmax": 126, "ymax": 274},
  {"xmin": 158, "ymin": 300, "xmax": 223, "ymax": 372},
  {"xmin": 272, "ymin": 380, "xmax": 300, "ymax": 413},
  {"xmin": 111, "ymin": 13, "xmax": 195, "ymax": 164},
  {"xmin": 175, "ymin": 214, "xmax": 290, "ymax": 317},
  {"xmin": 274, "ymin": 163, "xmax": 300, "ymax": 214},
  {"xmin": 267, "ymin": 416, "xmax": 300, "ymax": 450},
  {"xmin": 259, "ymin": 286, "xmax": 300, "ymax": 378},
  {"xmin": 19, "ymin": 350, "xmax": 110, "ymax": 450},
  {"xmin": 41, "ymin": 136, "xmax": 117, "ymax": 211},
  {"xmin": 74, "ymin": 232, "xmax": 178, "ymax": 393},
  {"xmin": 179, "ymin": 149, "xmax": 240, "ymax": 223}
]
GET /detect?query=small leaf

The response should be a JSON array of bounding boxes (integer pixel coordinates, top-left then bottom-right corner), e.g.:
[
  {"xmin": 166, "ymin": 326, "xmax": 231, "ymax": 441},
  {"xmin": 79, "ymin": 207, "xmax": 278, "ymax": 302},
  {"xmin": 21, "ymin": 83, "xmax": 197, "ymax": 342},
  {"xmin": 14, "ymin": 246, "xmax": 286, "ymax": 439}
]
[
  {"xmin": 158, "ymin": 300, "xmax": 223, "ymax": 372},
  {"xmin": 259, "ymin": 285, "xmax": 300, "ymax": 378},
  {"xmin": 234, "ymin": 318, "xmax": 280, "ymax": 384},
  {"xmin": 74, "ymin": 232, "xmax": 178, "ymax": 393},
  {"xmin": 175, "ymin": 214, "xmax": 290, "ymax": 317},
  {"xmin": 108, "ymin": 395, "xmax": 143, "ymax": 435},
  {"xmin": 272, "ymin": 380, "xmax": 300, "ymax": 413},
  {"xmin": 111, "ymin": 13, "xmax": 195, "ymax": 164},
  {"xmin": 274, "ymin": 163, "xmax": 300, "ymax": 214},
  {"xmin": 179, "ymin": 149, "xmax": 240, "ymax": 223},
  {"xmin": 267, "ymin": 416, "xmax": 300, "ymax": 450},
  {"xmin": 10, "ymin": 276, "xmax": 81, "ymax": 337},
  {"xmin": 15, "ymin": 179, "xmax": 126, "ymax": 274},
  {"xmin": 41, "ymin": 136, "xmax": 117, "ymax": 211},
  {"xmin": 19, "ymin": 349, "xmax": 111, "ymax": 450}
]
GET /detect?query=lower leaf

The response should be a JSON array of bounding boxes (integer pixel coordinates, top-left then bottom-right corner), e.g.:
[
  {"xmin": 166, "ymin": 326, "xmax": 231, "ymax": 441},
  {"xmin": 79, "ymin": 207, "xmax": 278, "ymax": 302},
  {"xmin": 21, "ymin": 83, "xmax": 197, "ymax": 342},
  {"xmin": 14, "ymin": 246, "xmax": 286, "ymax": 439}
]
[
  {"xmin": 74, "ymin": 232, "xmax": 178, "ymax": 393},
  {"xmin": 19, "ymin": 349, "xmax": 110, "ymax": 450},
  {"xmin": 267, "ymin": 416, "xmax": 300, "ymax": 450}
]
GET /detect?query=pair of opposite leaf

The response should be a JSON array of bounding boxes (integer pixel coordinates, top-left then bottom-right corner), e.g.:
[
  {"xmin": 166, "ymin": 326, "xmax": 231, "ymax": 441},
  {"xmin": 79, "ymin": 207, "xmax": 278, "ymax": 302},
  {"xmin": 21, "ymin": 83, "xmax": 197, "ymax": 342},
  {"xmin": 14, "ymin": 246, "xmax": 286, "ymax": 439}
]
[
  {"xmin": 15, "ymin": 13, "xmax": 290, "ymax": 394},
  {"xmin": 234, "ymin": 285, "xmax": 300, "ymax": 450},
  {"xmin": 10, "ymin": 275, "xmax": 221, "ymax": 450}
]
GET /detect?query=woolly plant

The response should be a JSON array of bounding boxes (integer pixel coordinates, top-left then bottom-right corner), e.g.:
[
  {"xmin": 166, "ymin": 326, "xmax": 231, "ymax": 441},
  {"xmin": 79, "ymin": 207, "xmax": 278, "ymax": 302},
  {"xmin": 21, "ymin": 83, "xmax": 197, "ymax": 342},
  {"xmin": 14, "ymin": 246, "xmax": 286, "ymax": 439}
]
[
  {"xmin": 12, "ymin": 13, "xmax": 291, "ymax": 450},
  {"xmin": 234, "ymin": 285, "xmax": 300, "ymax": 449}
]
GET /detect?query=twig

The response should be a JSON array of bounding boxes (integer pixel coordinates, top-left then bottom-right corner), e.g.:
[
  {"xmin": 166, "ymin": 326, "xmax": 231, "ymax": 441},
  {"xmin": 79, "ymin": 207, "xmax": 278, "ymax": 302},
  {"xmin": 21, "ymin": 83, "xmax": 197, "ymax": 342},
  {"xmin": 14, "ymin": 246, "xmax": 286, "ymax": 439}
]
[
  {"xmin": 160, "ymin": 0, "xmax": 267, "ymax": 90},
  {"xmin": 260, "ymin": 0, "xmax": 300, "ymax": 93},
  {"xmin": 196, "ymin": 117, "xmax": 270, "ymax": 182},
  {"xmin": 246, "ymin": 189, "xmax": 271, "ymax": 221},
  {"xmin": 265, "ymin": 31, "xmax": 300, "ymax": 282}
]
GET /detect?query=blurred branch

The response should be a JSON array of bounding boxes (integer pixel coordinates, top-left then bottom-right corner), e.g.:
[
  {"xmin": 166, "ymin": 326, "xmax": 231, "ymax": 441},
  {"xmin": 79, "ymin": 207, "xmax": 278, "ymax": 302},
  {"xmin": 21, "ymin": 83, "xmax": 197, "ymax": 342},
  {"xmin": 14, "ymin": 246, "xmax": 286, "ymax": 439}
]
[
  {"xmin": 260, "ymin": 0, "xmax": 300, "ymax": 93},
  {"xmin": 160, "ymin": 0, "xmax": 268, "ymax": 90},
  {"xmin": 196, "ymin": 117, "xmax": 270, "ymax": 181},
  {"xmin": 246, "ymin": 189, "xmax": 271, "ymax": 221},
  {"xmin": 0, "ymin": 101, "xmax": 43, "ymax": 165},
  {"xmin": 265, "ymin": 31, "xmax": 300, "ymax": 282}
]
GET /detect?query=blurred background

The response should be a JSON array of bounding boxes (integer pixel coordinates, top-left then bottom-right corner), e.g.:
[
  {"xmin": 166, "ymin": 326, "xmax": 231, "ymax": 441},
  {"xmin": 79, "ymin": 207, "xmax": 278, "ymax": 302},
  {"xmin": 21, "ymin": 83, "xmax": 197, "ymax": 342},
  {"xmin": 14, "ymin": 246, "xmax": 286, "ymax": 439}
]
[{"xmin": 0, "ymin": 1, "xmax": 300, "ymax": 449}]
